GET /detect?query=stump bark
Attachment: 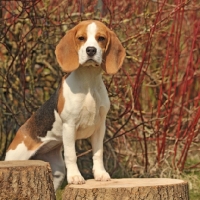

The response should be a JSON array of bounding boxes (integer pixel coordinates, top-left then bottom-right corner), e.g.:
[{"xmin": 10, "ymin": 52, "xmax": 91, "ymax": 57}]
[
  {"xmin": 62, "ymin": 178, "xmax": 189, "ymax": 200},
  {"xmin": 0, "ymin": 160, "xmax": 56, "ymax": 200}
]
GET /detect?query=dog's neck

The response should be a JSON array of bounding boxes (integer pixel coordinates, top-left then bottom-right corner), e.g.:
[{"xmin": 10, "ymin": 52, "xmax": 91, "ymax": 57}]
[
  {"xmin": 73, "ymin": 65, "xmax": 103, "ymax": 83},
  {"xmin": 66, "ymin": 65, "xmax": 104, "ymax": 93}
]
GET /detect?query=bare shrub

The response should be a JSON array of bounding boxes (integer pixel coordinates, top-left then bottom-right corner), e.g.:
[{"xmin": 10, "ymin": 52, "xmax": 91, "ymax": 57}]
[{"xmin": 0, "ymin": 0, "xmax": 200, "ymax": 179}]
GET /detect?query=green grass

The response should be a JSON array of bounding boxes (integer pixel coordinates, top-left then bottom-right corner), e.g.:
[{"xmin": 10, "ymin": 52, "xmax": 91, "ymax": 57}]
[
  {"xmin": 184, "ymin": 170, "xmax": 200, "ymax": 200},
  {"xmin": 56, "ymin": 189, "xmax": 64, "ymax": 200},
  {"xmin": 56, "ymin": 179, "xmax": 67, "ymax": 200},
  {"xmin": 183, "ymin": 158, "xmax": 200, "ymax": 200},
  {"xmin": 183, "ymin": 162, "xmax": 200, "ymax": 199}
]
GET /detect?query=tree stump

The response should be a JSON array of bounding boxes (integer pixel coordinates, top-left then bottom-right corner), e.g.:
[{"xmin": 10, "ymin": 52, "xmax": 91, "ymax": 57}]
[
  {"xmin": 62, "ymin": 178, "xmax": 189, "ymax": 200},
  {"xmin": 0, "ymin": 160, "xmax": 56, "ymax": 200}
]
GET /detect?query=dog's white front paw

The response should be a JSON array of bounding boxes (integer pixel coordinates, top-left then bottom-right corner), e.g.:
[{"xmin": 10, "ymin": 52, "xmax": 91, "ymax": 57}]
[
  {"xmin": 93, "ymin": 170, "xmax": 111, "ymax": 181},
  {"xmin": 67, "ymin": 174, "xmax": 85, "ymax": 184}
]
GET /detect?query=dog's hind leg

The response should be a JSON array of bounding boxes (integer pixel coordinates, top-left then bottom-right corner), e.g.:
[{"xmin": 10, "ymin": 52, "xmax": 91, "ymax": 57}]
[
  {"xmin": 32, "ymin": 145, "xmax": 65, "ymax": 191},
  {"xmin": 5, "ymin": 125, "xmax": 43, "ymax": 161},
  {"xmin": 5, "ymin": 142, "xmax": 40, "ymax": 161}
]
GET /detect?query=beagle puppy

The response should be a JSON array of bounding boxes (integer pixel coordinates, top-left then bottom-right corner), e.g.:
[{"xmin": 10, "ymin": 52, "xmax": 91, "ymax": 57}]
[{"xmin": 5, "ymin": 20, "xmax": 126, "ymax": 191}]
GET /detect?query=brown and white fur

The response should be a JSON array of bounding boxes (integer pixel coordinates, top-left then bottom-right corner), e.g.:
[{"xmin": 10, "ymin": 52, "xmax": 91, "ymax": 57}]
[{"xmin": 5, "ymin": 20, "xmax": 126, "ymax": 191}]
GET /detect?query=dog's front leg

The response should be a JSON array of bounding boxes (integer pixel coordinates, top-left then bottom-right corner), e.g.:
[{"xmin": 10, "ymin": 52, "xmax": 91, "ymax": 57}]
[
  {"xmin": 91, "ymin": 122, "xmax": 111, "ymax": 181},
  {"xmin": 62, "ymin": 123, "xmax": 85, "ymax": 184}
]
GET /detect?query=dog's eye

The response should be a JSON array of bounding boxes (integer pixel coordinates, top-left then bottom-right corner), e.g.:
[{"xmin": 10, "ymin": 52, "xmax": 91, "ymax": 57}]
[
  {"xmin": 78, "ymin": 36, "xmax": 85, "ymax": 41},
  {"xmin": 98, "ymin": 36, "xmax": 105, "ymax": 41}
]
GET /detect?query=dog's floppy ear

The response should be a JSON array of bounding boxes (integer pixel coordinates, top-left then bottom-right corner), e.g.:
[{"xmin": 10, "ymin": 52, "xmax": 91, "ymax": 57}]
[
  {"xmin": 102, "ymin": 31, "xmax": 126, "ymax": 74},
  {"xmin": 55, "ymin": 28, "xmax": 79, "ymax": 72}
]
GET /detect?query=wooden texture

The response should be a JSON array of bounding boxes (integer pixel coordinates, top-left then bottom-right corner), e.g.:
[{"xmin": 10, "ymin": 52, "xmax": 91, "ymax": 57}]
[
  {"xmin": 62, "ymin": 178, "xmax": 189, "ymax": 200},
  {"xmin": 0, "ymin": 160, "xmax": 56, "ymax": 200}
]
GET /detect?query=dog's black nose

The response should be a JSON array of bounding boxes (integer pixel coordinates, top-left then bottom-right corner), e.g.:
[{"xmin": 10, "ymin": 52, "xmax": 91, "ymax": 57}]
[{"xmin": 86, "ymin": 47, "xmax": 97, "ymax": 57}]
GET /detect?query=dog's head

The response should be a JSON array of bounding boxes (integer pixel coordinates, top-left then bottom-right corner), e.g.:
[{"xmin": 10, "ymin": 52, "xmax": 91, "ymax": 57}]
[{"xmin": 55, "ymin": 20, "xmax": 126, "ymax": 74}]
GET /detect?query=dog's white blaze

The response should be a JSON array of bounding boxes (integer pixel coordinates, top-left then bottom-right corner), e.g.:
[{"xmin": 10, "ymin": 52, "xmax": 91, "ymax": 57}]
[
  {"xmin": 87, "ymin": 22, "xmax": 96, "ymax": 33},
  {"xmin": 78, "ymin": 22, "xmax": 102, "ymax": 65},
  {"xmin": 5, "ymin": 142, "xmax": 35, "ymax": 160}
]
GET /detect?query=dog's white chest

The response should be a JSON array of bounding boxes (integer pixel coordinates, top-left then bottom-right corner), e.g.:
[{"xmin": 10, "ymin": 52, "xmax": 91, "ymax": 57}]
[
  {"xmin": 60, "ymin": 70, "xmax": 110, "ymax": 139},
  {"xmin": 78, "ymin": 90, "xmax": 99, "ymax": 127}
]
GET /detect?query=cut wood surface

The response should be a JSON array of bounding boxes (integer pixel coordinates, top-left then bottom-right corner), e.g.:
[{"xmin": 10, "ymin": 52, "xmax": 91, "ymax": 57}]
[
  {"xmin": 63, "ymin": 178, "xmax": 189, "ymax": 200},
  {"xmin": 0, "ymin": 160, "xmax": 55, "ymax": 200}
]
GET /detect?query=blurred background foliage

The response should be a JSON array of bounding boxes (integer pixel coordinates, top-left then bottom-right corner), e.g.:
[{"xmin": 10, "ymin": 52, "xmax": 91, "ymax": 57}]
[{"xmin": 0, "ymin": 0, "xmax": 200, "ymax": 197}]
